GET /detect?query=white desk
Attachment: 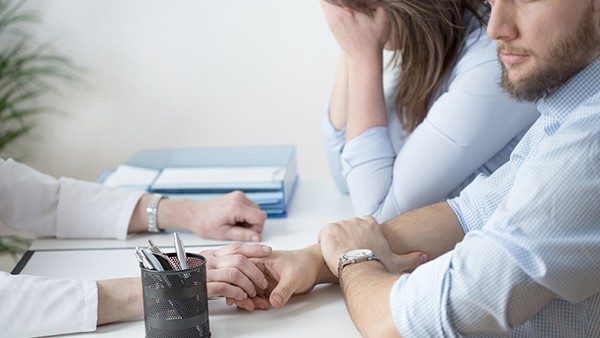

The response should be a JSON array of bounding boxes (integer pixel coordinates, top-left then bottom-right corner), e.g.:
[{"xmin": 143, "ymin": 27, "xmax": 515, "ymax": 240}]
[{"xmin": 15, "ymin": 180, "xmax": 362, "ymax": 337}]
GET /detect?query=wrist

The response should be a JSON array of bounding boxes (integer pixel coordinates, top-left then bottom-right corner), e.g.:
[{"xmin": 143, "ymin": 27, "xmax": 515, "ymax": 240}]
[
  {"xmin": 156, "ymin": 198, "xmax": 194, "ymax": 232},
  {"xmin": 146, "ymin": 194, "xmax": 167, "ymax": 233},
  {"xmin": 340, "ymin": 260, "xmax": 386, "ymax": 288},
  {"xmin": 345, "ymin": 49, "xmax": 383, "ymax": 72},
  {"xmin": 308, "ymin": 244, "xmax": 338, "ymax": 284}
]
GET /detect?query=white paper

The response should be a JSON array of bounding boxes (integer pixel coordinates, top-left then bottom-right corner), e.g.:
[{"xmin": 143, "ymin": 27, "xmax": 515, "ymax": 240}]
[
  {"xmin": 153, "ymin": 166, "xmax": 286, "ymax": 187},
  {"xmin": 103, "ymin": 165, "xmax": 159, "ymax": 187}
]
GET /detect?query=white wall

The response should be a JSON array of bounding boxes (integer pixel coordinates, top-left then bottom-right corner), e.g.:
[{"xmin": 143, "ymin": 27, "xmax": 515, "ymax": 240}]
[{"xmin": 17, "ymin": 0, "xmax": 338, "ymax": 181}]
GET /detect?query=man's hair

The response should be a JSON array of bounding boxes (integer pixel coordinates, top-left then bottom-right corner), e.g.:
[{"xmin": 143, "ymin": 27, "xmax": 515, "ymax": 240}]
[{"xmin": 326, "ymin": 0, "xmax": 487, "ymax": 132}]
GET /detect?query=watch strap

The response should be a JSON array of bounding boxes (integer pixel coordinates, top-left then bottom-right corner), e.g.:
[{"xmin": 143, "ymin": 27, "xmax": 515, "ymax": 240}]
[{"xmin": 146, "ymin": 193, "xmax": 166, "ymax": 233}]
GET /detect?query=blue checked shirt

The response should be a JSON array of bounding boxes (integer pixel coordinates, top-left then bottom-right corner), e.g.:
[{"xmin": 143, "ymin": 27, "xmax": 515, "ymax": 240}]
[{"xmin": 390, "ymin": 57, "xmax": 600, "ymax": 337}]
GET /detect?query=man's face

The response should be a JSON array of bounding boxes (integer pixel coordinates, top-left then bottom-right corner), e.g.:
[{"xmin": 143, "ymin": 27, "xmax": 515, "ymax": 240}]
[{"xmin": 487, "ymin": 0, "xmax": 600, "ymax": 102}]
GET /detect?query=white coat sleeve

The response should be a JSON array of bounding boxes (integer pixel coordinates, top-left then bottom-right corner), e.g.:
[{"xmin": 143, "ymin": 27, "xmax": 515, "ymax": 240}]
[
  {"xmin": 0, "ymin": 158, "xmax": 144, "ymax": 239},
  {"xmin": 0, "ymin": 272, "xmax": 98, "ymax": 337}
]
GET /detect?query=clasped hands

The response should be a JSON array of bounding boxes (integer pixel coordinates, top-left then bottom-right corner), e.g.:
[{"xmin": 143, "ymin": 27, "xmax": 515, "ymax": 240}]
[{"xmin": 212, "ymin": 216, "xmax": 427, "ymax": 311}]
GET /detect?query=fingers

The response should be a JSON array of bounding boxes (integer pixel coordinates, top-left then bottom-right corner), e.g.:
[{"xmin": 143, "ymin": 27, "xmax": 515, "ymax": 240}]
[
  {"xmin": 224, "ymin": 226, "xmax": 263, "ymax": 242},
  {"xmin": 206, "ymin": 242, "xmax": 272, "ymax": 258},
  {"xmin": 204, "ymin": 253, "xmax": 269, "ymax": 297},
  {"xmin": 228, "ymin": 204, "xmax": 267, "ymax": 242},
  {"xmin": 392, "ymin": 251, "xmax": 428, "ymax": 273},
  {"xmin": 226, "ymin": 296, "xmax": 270, "ymax": 311},
  {"xmin": 234, "ymin": 205, "xmax": 267, "ymax": 230},
  {"xmin": 207, "ymin": 281, "xmax": 247, "ymax": 300},
  {"xmin": 268, "ymin": 280, "xmax": 296, "ymax": 308}
]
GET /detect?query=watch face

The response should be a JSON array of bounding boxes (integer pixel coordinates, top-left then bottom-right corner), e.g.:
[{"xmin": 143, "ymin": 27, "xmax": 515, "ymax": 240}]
[{"xmin": 345, "ymin": 249, "xmax": 373, "ymax": 259}]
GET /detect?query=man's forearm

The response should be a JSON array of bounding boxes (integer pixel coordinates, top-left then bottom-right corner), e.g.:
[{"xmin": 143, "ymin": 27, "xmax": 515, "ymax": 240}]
[
  {"xmin": 341, "ymin": 262, "xmax": 402, "ymax": 338},
  {"xmin": 382, "ymin": 202, "xmax": 465, "ymax": 260}
]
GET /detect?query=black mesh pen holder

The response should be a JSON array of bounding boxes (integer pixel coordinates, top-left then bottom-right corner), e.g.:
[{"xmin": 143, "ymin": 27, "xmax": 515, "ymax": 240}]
[{"xmin": 141, "ymin": 252, "xmax": 211, "ymax": 338}]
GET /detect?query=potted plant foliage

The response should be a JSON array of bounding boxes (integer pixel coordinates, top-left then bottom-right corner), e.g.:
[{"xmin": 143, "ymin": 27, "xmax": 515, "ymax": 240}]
[
  {"xmin": 0, "ymin": 0, "xmax": 79, "ymax": 157},
  {"xmin": 0, "ymin": 0, "xmax": 79, "ymax": 261}
]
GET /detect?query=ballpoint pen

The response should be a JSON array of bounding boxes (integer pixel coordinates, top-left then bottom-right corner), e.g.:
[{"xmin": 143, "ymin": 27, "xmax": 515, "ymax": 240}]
[
  {"xmin": 147, "ymin": 239, "xmax": 172, "ymax": 267},
  {"xmin": 147, "ymin": 239, "xmax": 167, "ymax": 257},
  {"xmin": 135, "ymin": 246, "xmax": 156, "ymax": 270},
  {"xmin": 173, "ymin": 232, "xmax": 188, "ymax": 270},
  {"xmin": 141, "ymin": 248, "xmax": 166, "ymax": 272}
]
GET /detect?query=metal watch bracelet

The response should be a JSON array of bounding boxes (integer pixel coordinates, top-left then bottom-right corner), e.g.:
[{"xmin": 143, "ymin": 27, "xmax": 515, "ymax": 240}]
[{"xmin": 146, "ymin": 193, "xmax": 166, "ymax": 233}]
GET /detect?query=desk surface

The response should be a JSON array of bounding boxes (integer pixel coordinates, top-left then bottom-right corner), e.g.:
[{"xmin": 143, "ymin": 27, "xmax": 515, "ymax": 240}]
[{"xmin": 17, "ymin": 180, "xmax": 362, "ymax": 337}]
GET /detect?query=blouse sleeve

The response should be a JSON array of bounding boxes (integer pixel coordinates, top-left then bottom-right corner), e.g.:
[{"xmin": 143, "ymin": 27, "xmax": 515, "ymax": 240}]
[{"xmin": 339, "ymin": 34, "xmax": 539, "ymax": 222}]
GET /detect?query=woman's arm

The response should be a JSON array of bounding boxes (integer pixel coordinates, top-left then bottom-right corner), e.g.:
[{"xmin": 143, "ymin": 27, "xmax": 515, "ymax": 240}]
[
  {"xmin": 320, "ymin": 2, "xmax": 390, "ymax": 142},
  {"xmin": 340, "ymin": 36, "xmax": 539, "ymax": 222}
]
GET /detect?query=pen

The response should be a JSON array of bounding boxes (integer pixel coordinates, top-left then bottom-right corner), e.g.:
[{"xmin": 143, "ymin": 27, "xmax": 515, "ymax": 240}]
[
  {"xmin": 135, "ymin": 246, "xmax": 156, "ymax": 270},
  {"xmin": 147, "ymin": 239, "xmax": 170, "ymax": 261},
  {"xmin": 173, "ymin": 232, "xmax": 188, "ymax": 270},
  {"xmin": 141, "ymin": 248, "xmax": 165, "ymax": 272}
]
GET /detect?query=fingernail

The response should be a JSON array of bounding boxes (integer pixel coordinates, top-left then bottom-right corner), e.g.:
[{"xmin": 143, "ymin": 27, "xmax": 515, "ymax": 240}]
[
  {"xmin": 419, "ymin": 254, "xmax": 428, "ymax": 264},
  {"xmin": 262, "ymin": 279, "xmax": 269, "ymax": 289},
  {"xmin": 251, "ymin": 235, "xmax": 260, "ymax": 242},
  {"xmin": 262, "ymin": 245, "xmax": 271, "ymax": 253},
  {"xmin": 271, "ymin": 294, "xmax": 282, "ymax": 307}
]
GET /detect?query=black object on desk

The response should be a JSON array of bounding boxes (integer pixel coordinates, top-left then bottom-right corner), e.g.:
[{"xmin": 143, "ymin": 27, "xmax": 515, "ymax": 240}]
[{"xmin": 141, "ymin": 252, "xmax": 211, "ymax": 338}]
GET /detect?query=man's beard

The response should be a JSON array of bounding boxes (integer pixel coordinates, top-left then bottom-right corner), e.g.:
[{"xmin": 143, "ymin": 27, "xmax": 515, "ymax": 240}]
[{"xmin": 499, "ymin": 12, "xmax": 600, "ymax": 102}]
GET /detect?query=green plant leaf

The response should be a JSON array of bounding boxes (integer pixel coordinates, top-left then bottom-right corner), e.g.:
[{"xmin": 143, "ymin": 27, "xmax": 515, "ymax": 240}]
[{"xmin": 0, "ymin": 0, "xmax": 82, "ymax": 156}]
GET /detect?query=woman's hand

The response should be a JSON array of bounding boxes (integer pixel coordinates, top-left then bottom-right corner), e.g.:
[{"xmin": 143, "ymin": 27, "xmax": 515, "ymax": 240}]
[{"xmin": 320, "ymin": 0, "xmax": 390, "ymax": 62}]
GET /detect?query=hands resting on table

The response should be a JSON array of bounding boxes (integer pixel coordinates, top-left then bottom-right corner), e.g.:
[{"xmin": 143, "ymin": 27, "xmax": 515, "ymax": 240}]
[
  {"xmin": 99, "ymin": 216, "xmax": 426, "ymax": 324},
  {"xmin": 222, "ymin": 216, "xmax": 427, "ymax": 312}
]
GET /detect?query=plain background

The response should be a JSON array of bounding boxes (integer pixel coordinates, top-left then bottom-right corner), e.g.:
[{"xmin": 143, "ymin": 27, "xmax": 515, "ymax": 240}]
[{"xmin": 11, "ymin": 0, "xmax": 339, "ymax": 182}]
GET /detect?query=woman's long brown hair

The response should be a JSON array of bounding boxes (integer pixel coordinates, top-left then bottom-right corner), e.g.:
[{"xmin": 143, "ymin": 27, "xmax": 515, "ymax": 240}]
[{"xmin": 326, "ymin": 0, "xmax": 487, "ymax": 132}]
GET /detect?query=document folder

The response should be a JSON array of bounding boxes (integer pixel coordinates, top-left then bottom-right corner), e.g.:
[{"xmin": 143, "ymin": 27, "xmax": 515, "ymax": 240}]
[{"xmin": 101, "ymin": 145, "xmax": 298, "ymax": 217}]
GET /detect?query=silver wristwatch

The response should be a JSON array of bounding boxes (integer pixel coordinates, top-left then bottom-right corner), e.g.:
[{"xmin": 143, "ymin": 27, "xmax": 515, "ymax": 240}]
[
  {"xmin": 338, "ymin": 249, "xmax": 381, "ymax": 277},
  {"xmin": 146, "ymin": 193, "xmax": 166, "ymax": 233}
]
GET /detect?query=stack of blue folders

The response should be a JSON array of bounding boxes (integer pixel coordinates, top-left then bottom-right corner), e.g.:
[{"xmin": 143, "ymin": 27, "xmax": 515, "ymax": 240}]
[{"xmin": 100, "ymin": 144, "xmax": 298, "ymax": 217}]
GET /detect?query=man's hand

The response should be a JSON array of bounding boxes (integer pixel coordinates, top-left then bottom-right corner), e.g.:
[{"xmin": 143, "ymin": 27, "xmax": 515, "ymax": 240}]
[
  {"xmin": 226, "ymin": 244, "xmax": 337, "ymax": 311},
  {"xmin": 318, "ymin": 216, "xmax": 427, "ymax": 277}
]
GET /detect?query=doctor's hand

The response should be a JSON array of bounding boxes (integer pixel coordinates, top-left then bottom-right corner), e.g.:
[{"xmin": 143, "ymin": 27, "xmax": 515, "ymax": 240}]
[
  {"xmin": 201, "ymin": 243, "xmax": 272, "ymax": 301},
  {"xmin": 160, "ymin": 191, "xmax": 267, "ymax": 242}
]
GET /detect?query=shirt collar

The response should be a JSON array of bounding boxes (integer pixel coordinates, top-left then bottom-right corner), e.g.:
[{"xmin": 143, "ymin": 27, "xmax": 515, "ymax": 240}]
[{"xmin": 537, "ymin": 57, "xmax": 600, "ymax": 120}]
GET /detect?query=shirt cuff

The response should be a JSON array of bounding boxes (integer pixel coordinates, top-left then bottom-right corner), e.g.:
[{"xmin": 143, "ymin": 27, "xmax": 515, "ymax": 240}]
[
  {"xmin": 391, "ymin": 252, "xmax": 458, "ymax": 338},
  {"xmin": 341, "ymin": 126, "xmax": 395, "ymax": 177},
  {"xmin": 82, "ymin": 280, "xmax": 99, "ymax": 332},
  {"xmin": 447, "ymin": 197, "xmax": 470, "ymax": 234}
]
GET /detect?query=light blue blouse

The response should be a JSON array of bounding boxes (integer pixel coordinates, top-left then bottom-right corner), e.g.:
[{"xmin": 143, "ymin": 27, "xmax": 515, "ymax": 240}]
[{"xmin": 322, "ymin": 19, "xmax": 540, "ymax": 222}]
